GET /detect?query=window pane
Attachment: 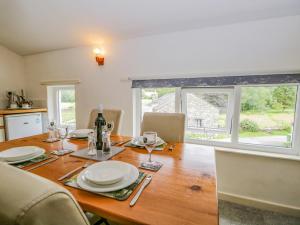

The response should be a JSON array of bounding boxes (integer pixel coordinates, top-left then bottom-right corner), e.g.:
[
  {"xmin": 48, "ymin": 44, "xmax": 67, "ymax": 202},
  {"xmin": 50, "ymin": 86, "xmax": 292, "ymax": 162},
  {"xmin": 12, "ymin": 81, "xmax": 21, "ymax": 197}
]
[
  {"xmin": 141, "ymin": 88, "xmax": 176, "ymax": 116},
  {"xmin": 59, "ymin": 89, "xmax": 76, "ymax": 127},
  {"xmin": 184, "ymin": 89, "xmax": 233, "ymax": 142},
  {"xmin": 239, "ymin": 85, "xmax": 297, "ymax": 148}
]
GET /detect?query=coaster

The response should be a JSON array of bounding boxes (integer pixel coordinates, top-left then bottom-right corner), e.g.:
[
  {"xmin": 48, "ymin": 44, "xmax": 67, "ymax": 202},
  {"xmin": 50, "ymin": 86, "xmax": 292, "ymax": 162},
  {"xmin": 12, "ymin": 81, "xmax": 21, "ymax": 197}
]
[
  {"xmin": 140, "ymin": 161, "xmax": 163, "ymax": 171},
  {"xmin": 43, "ymin": 138, "xmax": 60, "ymax": 143},
  {"xmin": 52, "ymin": 149, "xmax": 74, "ymax": 156}
]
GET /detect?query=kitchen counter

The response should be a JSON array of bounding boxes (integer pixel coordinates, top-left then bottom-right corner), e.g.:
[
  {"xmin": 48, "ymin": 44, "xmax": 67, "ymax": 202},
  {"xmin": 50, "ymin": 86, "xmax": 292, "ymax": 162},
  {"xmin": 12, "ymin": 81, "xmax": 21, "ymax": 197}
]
[{"xmin": 0, "ymin": 108, "xmax": 47, "ymax": 115}]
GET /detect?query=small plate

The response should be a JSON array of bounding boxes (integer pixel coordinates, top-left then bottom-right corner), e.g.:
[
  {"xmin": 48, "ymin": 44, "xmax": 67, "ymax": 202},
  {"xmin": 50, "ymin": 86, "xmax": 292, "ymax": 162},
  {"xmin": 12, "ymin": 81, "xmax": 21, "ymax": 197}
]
[
  {"xmin": 0, "ymin": 146, "xmax": 44, "ymax": 162},
  {"xmin": 131, "ymin": 136, "xmax": 165, "ymax": 147},
  {"xmin": 7, "ymin": 150, "xmax": 45, "ymax": 164},
  {"xmin": 84, "ymin": 162, "xmax": 125, "ymax": 185},
  {"xmin": 77, "ymin": 161, "xmax": 139, "ymax": 192}
]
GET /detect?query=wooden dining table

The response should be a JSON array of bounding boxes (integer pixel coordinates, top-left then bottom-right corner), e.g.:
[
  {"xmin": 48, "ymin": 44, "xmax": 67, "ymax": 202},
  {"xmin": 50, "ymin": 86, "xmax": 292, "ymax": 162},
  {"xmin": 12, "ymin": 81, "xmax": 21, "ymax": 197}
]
[{"xmin": 0, "ymin": 134, "xmax": 218, "ymax": 225}]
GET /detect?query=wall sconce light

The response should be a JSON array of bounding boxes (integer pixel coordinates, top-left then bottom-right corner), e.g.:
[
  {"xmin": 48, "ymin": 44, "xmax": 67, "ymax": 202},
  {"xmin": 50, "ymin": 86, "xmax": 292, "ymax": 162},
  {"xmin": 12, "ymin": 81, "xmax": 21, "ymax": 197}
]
[{"xmin": 93, "ymin": 48, "xmax": 105, "ymax": 65}]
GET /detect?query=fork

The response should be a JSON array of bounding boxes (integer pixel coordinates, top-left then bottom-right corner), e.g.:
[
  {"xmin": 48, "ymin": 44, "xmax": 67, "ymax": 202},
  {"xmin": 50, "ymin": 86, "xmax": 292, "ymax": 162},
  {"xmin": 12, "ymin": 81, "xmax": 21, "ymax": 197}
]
[{"xmin": 58, "ymin": 162, "xmax": 91, "ymax": 181}]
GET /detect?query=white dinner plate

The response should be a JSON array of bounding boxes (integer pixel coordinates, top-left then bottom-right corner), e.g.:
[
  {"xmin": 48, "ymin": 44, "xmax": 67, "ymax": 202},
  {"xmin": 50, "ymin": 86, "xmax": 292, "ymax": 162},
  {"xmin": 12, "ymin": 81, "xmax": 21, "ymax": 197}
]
[
  {"xmin": 84, "ymin": 161, "xmax": 125, "ymax": 185},
  {"xmin": 69, "ymin": 129, "xmax": 93, "ymax": 138},
  {"xmin": 0, "ymin": 146, "xmax": 44, "ymax": 162},
  {"xmin": 131, "ymin": 136, "xmax": 165, "ymax": 147},
  {"xmin": 77, "ymin": 161, "xmax": 139, "ymax": 192},
  {"xmin": 7, "ymin": 149, "xmax": 45, "ymax": 164}
]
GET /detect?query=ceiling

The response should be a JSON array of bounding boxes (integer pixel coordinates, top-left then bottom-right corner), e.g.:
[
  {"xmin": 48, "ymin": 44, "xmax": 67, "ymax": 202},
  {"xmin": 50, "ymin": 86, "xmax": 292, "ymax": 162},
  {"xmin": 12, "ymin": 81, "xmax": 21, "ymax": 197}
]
[{"xmin": 0, "ymin": 0, "xmax": 300, "ymax": 55}]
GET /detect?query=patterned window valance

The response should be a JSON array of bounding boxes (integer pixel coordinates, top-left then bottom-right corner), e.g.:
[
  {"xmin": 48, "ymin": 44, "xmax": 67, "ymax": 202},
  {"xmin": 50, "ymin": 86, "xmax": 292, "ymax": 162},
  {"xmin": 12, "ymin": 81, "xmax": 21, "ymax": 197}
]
[{"xmin": 131, "ymin": 73, "xmax": 300, "ymax": 88}]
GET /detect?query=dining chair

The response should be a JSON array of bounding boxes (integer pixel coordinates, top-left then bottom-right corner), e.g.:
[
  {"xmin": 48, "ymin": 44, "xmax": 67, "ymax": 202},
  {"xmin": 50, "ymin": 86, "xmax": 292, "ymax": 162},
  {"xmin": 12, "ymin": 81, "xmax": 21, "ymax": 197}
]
[
  {"xmin": 0, "ymin": 162, "xmax": 90, "ymax": 225},
  {"xmin": 88, "ymin": 109, "xmax": 124, "ymax": 135},
  {"xmin": 140, "ymin": 112, "xmax": 185, "ymax": 142}
]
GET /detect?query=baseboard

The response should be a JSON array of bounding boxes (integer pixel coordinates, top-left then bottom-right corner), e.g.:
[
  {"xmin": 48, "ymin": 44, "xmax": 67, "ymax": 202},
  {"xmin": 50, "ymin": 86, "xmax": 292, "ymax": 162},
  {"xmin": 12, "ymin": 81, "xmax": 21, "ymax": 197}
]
[{"xmin": 218, "ymin": 191, "xmax": 300, "ymax": 217}]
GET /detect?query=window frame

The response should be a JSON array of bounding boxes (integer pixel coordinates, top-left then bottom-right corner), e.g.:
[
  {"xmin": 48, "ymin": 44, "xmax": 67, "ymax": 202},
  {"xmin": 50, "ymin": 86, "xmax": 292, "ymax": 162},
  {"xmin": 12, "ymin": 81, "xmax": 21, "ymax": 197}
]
[
  {"xmin": 181, "ymin": 87, "xmax": 234, "ymax": 135},
  {"xmin": 134, "ymin": 83, "xmax": 300, "ymax": 156},
  {"xmin": 47, "ymin": 85, "xmax": 76, "ymax": 129}
]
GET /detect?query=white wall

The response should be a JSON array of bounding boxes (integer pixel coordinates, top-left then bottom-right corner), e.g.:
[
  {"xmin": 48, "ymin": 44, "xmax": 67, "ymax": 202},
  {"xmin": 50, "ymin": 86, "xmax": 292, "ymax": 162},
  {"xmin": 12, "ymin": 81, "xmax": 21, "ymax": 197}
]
[
  {"xmin": 216, "ymin": 149, "xmax": 300, "ymax": 216},
  {"xmin": 24, "ymin": 15, "xmax": 300, "ymax": 135},
  {"xmin": 0, "ymin": 45, "xmax": 25, "ymax": 108}
]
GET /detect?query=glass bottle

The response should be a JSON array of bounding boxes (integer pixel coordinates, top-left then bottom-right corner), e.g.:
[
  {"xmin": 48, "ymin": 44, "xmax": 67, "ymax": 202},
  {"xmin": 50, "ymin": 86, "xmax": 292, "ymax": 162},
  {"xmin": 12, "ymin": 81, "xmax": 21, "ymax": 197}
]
[{"xmin": 95, "ymin": 104, "xmax": 106, "ymax": 150}]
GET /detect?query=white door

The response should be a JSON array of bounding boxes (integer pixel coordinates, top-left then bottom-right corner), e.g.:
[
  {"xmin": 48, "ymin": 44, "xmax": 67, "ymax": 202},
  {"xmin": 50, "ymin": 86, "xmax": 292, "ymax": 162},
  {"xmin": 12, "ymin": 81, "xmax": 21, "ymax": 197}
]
[{"xmin": 5, "ymin": 113, "xmax": 43, "ymax": 140}]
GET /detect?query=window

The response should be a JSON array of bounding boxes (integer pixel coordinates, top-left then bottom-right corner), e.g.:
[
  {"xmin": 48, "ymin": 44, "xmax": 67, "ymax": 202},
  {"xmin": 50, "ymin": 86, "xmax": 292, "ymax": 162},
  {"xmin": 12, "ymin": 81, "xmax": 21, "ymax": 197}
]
[
  {"xmin": 238, "ymin": 85, "xmax": 297, "ymax": 148},
  {"xmin": 141, "ymin": 88, "xmax": 176, "ymax": 117},
  {"xmin": 182, "ymin": 88, "xmax": 233, "ymax": 142},
  {"xmin": 58, "ymin": 88, "xmax": 76, "ymax": 127},
  {"xmin": 47, "ymin": 85, "xmax": 76, "ymax": 128},
  {"xmin": 135, "ymin": 84, "xmax": 300, "ymax": 155}
]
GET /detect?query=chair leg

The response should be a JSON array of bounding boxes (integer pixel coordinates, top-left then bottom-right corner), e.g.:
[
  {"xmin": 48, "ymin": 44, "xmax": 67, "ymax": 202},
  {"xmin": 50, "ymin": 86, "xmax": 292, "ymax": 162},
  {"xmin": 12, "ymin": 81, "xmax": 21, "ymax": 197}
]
[{"xmin": 94, "ymin": 218, "xmax": 110, "ymax": 225}]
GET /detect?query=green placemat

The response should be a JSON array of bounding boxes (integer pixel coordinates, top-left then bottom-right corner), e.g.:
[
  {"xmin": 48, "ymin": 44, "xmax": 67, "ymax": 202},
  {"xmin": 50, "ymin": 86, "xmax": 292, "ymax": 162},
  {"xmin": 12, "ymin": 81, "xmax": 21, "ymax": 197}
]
[
  {"xmin": 13, "ymin": 154, "xmax": 50, "ymax": 168},
  {"xmin": 64, "ymin": 172, "xmax": 146, "ymax": 201},
  {"xmin": 124, "ymin": 142, "xmax": 166, "ymax": 151}
]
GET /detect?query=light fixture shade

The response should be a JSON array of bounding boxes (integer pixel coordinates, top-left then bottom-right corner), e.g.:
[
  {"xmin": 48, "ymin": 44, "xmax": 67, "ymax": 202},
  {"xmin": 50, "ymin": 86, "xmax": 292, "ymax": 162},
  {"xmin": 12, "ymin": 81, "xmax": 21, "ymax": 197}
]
[
  {"xmin": 93, "ymin": 48, "xmax": 105, "ymax": 66},
  {"xmin": 96, "ymin": 56, "xmax": 104, "ymax": 65}
]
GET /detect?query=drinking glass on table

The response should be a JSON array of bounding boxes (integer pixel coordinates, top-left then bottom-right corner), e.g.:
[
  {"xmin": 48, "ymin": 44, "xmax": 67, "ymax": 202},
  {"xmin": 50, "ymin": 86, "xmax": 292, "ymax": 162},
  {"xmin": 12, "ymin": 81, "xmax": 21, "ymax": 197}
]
[
  {"xmin": 57, "ymin": 126, "xmax": 69, "ymax": 153},
  {"xmin": 141, "ymin": 131, "xmax": 163, "ymax": 169}
]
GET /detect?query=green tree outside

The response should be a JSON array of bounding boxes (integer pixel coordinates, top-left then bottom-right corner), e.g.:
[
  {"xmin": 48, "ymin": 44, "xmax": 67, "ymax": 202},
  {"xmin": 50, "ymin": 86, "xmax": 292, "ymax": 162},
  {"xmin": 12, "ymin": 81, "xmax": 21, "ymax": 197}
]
[{"xmin": 271, "ymin": 86, "xmax": 297, "ymax": 111}]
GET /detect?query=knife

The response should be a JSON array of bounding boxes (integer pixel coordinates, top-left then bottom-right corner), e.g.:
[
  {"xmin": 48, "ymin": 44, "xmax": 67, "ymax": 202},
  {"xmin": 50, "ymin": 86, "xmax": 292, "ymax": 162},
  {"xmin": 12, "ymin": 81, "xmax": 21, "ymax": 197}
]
[
  {"xmin": 115, "ymin": 140, "xmax": 131, "ymax": 146},
  {"xmin": 58, "ymin": 162, "xmax": 90, "ymax": 181},
  {"xmin": 130, "ymin": 175, "xmax": 152, "ymax": 207},
  {"xmin": 27, "ymin": 156, "xmax": 59, "ymax": 171}
]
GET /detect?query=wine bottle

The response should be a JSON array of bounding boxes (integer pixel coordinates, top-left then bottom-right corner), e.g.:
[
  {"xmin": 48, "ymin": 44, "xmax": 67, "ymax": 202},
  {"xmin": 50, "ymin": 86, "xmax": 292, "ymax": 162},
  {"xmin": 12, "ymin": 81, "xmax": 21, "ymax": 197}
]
[{"xmin": 95, "ymin": 104, "xmax": 106, "ymax": 150}]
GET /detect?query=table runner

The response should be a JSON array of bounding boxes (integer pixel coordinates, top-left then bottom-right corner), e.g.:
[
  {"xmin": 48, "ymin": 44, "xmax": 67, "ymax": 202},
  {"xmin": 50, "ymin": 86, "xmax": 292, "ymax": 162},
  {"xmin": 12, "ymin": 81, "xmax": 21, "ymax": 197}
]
[
  {"xmin": 13, "ymin": 154, "xmax": 51, "ymax": 168},
  {"xmin": 124, "ymin": 142, "xmax": 166, "ymax": 151}
]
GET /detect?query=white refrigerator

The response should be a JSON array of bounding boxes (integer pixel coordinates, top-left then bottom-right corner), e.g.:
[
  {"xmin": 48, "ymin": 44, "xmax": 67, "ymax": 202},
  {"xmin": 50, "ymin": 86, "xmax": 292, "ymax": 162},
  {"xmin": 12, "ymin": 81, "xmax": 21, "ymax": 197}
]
[{"xmin": 5, "ymin": 113, "xmax": 43, "ymax": 140}]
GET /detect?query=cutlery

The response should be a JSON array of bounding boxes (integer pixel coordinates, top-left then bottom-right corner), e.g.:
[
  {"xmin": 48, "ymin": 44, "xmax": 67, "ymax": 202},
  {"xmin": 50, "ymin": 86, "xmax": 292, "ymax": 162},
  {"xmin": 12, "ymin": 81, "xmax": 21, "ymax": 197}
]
[
  {"xmin": 27, "ymin": 156, "xmax": 59, "ymax": 171},
  {"xmin": 116, "ymin": 140, "xmax": 131, "ymax": 146},
  {"xmin": 58, "ymin": 162, "xmax": 91, "ymax": 181},
  {"xmin": 130, "ymin": 175, "xmax": 152, "ymax": 207},
  {"xmin": 17, "ymin": 155, "xmax": 53, "ymax": 169}
]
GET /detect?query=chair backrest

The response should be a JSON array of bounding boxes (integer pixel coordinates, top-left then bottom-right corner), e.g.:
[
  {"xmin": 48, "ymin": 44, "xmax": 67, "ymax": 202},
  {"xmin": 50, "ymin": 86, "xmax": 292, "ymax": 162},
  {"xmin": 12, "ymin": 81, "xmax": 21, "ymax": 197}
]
[
  {"xmin": 88, "ymin": 109, "xmax": 124, "ymax": 135},
  {"xmin": 0, "ymin": 162, "xmax": 90, "ymax": 225},
  {"xmin": 140, "ymin": 112, "xmax": 185, "ymax": 142}
]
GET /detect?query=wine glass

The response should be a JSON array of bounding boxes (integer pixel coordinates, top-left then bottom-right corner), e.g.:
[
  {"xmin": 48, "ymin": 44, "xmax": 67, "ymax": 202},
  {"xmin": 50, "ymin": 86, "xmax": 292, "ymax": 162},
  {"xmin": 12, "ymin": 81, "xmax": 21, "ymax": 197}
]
[
  {"xmin": 57, "ymin": 126, "xmax": 69, "ymax": 154},
  {"xmin": 141, "ymin": 131, "xmax": 163, "ymax": 170},
  {"xmin": 143, "ymin": 131, "xmax": 157, "ymax": 163}
]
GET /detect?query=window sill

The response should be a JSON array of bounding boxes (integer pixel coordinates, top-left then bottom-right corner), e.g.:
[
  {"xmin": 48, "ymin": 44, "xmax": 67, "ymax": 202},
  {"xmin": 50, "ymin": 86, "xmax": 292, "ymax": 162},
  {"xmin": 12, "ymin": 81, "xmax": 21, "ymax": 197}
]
[{"xmin": 215, "ymin": 147, "xmax": 300, "ymax": 162}]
